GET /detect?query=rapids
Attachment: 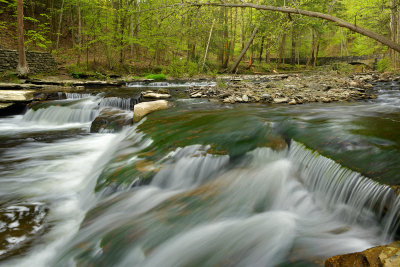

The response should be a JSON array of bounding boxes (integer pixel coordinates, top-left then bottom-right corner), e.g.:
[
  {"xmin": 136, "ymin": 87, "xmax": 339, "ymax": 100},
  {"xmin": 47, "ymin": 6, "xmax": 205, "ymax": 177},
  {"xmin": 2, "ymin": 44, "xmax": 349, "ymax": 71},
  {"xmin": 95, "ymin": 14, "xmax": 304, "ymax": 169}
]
[{"xmin": 0, "ymin": 80, "xmax": 400, "ymax": 266}]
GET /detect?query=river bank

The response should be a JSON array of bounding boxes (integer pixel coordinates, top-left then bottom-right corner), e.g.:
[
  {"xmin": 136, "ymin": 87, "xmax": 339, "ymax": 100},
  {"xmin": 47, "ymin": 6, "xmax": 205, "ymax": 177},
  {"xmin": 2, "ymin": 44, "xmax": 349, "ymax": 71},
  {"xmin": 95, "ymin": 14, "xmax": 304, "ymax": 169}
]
[{"xmin": 0, "ymin": 71, "xmax": 397, "ymax": 116}]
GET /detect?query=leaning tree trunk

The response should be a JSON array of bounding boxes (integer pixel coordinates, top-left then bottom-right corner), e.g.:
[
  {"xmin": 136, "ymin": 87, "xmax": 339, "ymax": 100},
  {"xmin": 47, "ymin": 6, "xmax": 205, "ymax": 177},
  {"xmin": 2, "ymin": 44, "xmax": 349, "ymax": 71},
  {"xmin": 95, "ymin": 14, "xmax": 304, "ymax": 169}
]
[
  {"xmin": 17, "ymin": 0, "xmax": 29, "ymax": 77},
  {"xmin": 229, "ymin": 18, "xmax": 263, "ymax": 73},
  {"xmin": 190, "ymin": 2, "xmax": 400, "ymax": 53}
]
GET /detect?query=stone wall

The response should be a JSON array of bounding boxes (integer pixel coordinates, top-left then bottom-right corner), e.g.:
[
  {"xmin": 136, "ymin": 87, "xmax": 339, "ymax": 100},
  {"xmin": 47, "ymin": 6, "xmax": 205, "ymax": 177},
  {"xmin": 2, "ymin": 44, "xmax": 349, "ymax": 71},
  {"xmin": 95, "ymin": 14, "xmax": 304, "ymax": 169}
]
[{"xmin": 0, "ymin": 49, "xmax": 57, "ymax": 74}]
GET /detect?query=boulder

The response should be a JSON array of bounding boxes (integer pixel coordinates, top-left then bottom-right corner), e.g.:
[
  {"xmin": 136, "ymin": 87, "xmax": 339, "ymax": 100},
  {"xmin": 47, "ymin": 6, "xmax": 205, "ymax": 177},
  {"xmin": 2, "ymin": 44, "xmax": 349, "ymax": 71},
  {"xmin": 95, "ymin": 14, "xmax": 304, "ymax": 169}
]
[
  {"xmin": 133, "ymin": 100, "xmax": 169, "ymax": 122},
  {"xmin": 273, "ymin": 97, "xmax": 289, "ymax": 104},
  {"xmin": 0, "ymin": 102, "xmax": 27, "ymax": 116},
  {"xmin": 325, "ymin": 241, "xmax": 400, "ymax": 267},
  {"xmin": 190, "ymin": 92, "xmax": 202, "ymax": 98},
  {"xmin": 261, "ymin": 94, "xmax": 273, "ymax": 103},
  {"xmin": 0, "ymin": 90, "xmax": 34, "ymax": 102},
  {"xmin": 142, "ymin": 92, "xmax": 171, "ymax": 99},
  {"xmin": 90, "ymin": 108, "xmax": 132, "ymax": 133}
]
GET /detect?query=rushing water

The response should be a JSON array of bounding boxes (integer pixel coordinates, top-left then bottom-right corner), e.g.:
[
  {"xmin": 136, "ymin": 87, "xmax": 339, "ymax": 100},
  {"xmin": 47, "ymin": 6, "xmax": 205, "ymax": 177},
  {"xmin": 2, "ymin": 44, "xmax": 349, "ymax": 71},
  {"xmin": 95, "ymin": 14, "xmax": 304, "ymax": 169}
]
[{"xmin": 1, "ymin": 80, "xmax": 400, "ymax": 266}]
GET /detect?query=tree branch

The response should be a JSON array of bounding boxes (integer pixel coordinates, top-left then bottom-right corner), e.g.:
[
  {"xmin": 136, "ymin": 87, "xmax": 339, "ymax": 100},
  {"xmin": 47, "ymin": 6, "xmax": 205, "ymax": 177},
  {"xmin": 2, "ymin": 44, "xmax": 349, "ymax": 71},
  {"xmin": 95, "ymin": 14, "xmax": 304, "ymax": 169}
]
[{"xmin": 187, "ymin": 1, "xmax": 400, "ymax": 53}]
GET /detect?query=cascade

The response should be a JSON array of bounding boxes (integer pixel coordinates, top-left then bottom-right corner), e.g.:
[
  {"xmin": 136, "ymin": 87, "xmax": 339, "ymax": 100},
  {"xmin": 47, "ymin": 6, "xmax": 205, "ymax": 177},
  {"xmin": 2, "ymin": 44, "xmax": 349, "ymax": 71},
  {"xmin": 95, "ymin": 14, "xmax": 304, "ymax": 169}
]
[
  {"xmin": 289, "ymin": 141, "xmax": 400, "ymax": 240},
  {"xmin": 22, "ymin": 97, "xmax": 101, "ymax": 125}
]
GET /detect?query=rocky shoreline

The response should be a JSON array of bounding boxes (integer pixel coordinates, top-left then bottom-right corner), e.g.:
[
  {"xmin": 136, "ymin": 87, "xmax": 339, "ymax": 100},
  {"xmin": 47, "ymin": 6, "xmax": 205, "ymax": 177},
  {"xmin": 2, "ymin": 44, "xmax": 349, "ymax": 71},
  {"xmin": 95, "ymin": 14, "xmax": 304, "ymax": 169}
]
[
  {"xmin": 0, "ymin": 72, "xmax": 398, "ymax": 116},
  {"xmin": 186, "ymin": 73, "xmax": 385, "ymax": 104}
]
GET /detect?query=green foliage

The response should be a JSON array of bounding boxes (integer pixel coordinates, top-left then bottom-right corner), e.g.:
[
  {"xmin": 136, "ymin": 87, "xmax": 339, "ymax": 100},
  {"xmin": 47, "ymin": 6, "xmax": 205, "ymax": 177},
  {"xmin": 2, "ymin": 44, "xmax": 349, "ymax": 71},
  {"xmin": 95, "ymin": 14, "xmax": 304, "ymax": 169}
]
[
  {"xmin": 0, "ymin": 71, "xmax": 21, "ymax": 83},
  {"xmin": 376, "ymin": 58, "xmax": 391, "ymax": 73},
  {"xmin": 216, "ymin": 79, "xmax": 227, "ymax": 89},
  {"xmin": 330, "ymin": 63, "xmax": 355, "ymax": 73},
  {"xmin": 66, "ymin": 64, "xmax": 107, "ymax": 79},
  {"xmin": 24, "ymin": 14, "xmax": 52, "ymax": 50},
  {"xmin": 165, "ymin": 59, "xmax": 199, "ymax": 77},
  {"xmin": 145, "ymin": 73, "xmax": 166, "ymax": 80}
]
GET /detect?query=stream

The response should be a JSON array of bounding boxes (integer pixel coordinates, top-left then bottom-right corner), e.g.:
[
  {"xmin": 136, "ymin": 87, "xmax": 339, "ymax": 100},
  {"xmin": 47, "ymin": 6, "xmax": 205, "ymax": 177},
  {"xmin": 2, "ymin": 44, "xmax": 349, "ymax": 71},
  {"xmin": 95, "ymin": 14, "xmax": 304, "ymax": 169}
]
[{"xmin": 0, "ymin": 80, "xmax": 400, "ymax": 266}]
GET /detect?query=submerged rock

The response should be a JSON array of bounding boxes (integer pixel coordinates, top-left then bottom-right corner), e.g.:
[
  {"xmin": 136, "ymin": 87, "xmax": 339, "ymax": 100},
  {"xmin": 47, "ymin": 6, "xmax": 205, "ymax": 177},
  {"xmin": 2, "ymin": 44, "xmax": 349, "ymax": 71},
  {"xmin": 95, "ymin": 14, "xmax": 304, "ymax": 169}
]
[
  {"xmin": 325, "ymin": 241, "xmax": 400, "ymax": 267},
  {"xmin": 90, "ymin": 108, "xmax": 132, "ymax": 133},
  {"xmin": 133, "ymin": 100, "xmax": 169, "ymax": 122}
]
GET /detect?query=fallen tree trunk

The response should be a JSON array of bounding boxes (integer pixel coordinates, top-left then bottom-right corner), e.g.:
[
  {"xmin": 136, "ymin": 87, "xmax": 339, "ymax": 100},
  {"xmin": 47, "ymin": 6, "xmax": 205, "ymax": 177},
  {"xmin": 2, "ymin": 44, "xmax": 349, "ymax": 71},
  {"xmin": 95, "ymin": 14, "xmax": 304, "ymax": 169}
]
[{"xmin": 189, "ymin": 2, "xmax": 400, "ymax": 53}]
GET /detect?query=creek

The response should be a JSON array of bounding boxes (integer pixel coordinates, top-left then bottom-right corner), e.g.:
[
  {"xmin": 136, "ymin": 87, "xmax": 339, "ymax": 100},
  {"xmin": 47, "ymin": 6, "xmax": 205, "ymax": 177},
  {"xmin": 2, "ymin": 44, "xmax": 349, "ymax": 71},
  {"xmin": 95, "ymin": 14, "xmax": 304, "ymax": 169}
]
[{"xmin": 0, "ymin": 80, "xmax": 400, "ymax": 267}]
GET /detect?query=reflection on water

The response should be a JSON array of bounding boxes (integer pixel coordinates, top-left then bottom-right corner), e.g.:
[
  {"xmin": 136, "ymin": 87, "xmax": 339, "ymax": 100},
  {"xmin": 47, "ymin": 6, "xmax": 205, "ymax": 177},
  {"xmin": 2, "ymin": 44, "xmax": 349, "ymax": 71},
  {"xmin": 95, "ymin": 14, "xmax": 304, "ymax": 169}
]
[{"xmin": 0, "ymin": 81, "xmax": 399, "ymax": 266}]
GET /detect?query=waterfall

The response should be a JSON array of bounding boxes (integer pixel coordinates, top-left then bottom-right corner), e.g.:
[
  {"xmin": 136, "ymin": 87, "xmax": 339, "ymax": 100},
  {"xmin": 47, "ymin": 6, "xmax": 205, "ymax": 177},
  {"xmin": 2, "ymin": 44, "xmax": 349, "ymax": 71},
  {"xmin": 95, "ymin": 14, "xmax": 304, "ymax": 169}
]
[
  {"xmin": 289, "ymin": 141, "xmax": 400, "ymax": 240},
  {"xmin": 22, "ymin": 94, "xmax": 141, "ymax": 125},
  {"xmin": 99, "ymin": 95, "xmax": 142, "ymax": 110},
  {"xmin": 23, "ymin": 98, "xmax": 101, "ymax": 125},
  {"xmin": 65, "ymin": 93, "xmax": 92, "ymax": 99}
]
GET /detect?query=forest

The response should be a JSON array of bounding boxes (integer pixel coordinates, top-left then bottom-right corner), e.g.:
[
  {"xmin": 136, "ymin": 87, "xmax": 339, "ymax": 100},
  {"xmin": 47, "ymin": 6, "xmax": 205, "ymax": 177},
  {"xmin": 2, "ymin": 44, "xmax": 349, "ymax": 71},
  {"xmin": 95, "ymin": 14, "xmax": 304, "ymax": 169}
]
[{"xmin": 1, "ymin": 0, "xmax": 399, "ymax": 76}]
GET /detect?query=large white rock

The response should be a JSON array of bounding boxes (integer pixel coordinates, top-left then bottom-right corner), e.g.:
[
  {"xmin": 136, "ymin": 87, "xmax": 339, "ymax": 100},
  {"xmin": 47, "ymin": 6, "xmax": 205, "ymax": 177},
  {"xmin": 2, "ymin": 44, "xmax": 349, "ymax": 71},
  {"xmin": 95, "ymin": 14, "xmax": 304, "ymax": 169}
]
[
  {"xmin": 273, "ymin": 97, "xmax": 289, "ymax": 104},
  {"xmin": 0, "ymin": 90, "xmax": 34, "ymax": 102},
  {"xmin": 133, "ymin": 100, "xmax": 169, "ymax": 122},
  {"xmin": 142, "ymin": 92, "xmax": 171, "ymax": 99}
]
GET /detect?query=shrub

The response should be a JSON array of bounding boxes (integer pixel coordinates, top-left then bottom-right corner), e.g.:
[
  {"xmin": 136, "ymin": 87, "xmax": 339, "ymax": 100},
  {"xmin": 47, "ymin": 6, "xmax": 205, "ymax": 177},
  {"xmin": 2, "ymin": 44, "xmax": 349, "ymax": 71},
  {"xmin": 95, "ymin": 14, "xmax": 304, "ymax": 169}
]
[
  {"xmin": 376, "ymin": 58, "xmax": 391, "ymax": 72},
  {"xmin": 145, "ymin": 73, "xmax": 166, "ymax": 80},
  {"xmin": 165, "ymin": 59, "xmax": 200, "ymax": 77}
]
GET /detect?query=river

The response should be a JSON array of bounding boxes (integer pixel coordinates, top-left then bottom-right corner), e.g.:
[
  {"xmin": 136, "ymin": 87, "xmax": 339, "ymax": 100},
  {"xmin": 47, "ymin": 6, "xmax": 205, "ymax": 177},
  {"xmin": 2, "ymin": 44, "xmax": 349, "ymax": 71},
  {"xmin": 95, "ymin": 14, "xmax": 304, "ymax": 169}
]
[{"xmin": 0, "ymin": 80, "xmax": 400, "ymax": 266}]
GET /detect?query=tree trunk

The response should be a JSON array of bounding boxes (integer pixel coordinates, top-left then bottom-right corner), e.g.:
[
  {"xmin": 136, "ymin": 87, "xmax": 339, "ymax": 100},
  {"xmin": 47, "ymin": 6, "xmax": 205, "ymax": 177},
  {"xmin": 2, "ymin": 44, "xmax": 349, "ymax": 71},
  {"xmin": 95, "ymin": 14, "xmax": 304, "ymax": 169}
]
[
  {"xmin": 56, "ymin": 0, "xmax": 65, "ymax": 50},
  {"xmin": 222, "ymin": 7, "xmax": 230, "ymax": 68},
  {"xmin": 17, "ymin": 0, "xmax": 29, "ymax": 77},
  {"xmin": 77, "ymin": 0, "xmax": 82, "ymax": 66},
  {"xmin": 202, "ymin": 19, "xmax": 216, "ymax": 71},
  {"xmin": 191, "ymin": 2, "xmax": 400, "ymax": 53},
  {"xmin": 266, "ymin": 37, "xmax": 271, "ymax": 64},
  {"xmin": 310, "ymin": 29, "xmax": 315, "ymax": 66},
  {"xmin": 259, "ymin": 35, "xmax": 265, "ymax": 62},
  {"xmin": 230, "ymin": 18, "xmax": 263, "ymax": 73},
  {"xmin": 291, "ymin": 25, "xmax": 296, "ymax": 65},
  {"xmin": 279, "ymin": 33, "xmax": 286, "ymax": 65},
  {"xmin": 314, "ymin": 38, "xmax": 320, "ymax": 67},
  {"xmin": 231, "ymin": 7, "xmax": 237, "ymax": 62}
]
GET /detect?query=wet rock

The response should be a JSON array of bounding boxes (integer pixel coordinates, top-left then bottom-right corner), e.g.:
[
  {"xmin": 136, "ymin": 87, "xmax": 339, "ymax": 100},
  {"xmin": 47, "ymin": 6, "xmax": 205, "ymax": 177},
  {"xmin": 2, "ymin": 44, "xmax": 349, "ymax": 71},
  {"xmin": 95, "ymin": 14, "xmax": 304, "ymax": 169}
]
[
  {"xmin": 235, "ymin": 96, "xmax": 243, "ymax": 102},
  {"xmin": 349, "ymin": 81, "xmax": 359, "ymax": 87},
  {"xmin": 219, "ymin": 92, "xmax": 231, "ymax": 98},
  {"xmin": 157, "ymin": 88, "xmax": 170, "ymax": 94},
  {"xmin": 190, "ymin": 92, "xmax": 202, "ymax": 98},
  {"xmin": 261, "ymin": 94, "xmax": 273, "ymax": 102},
  {"xmin": 133, "ymin": 100, "xmax": 169, "ymax": 122},
  {"xmin": 0, "ymin": 102, "xmax": 27, "ymax": 116},
  {"xmin": 90, "ymin": 108, "xmax": 132, "ymax": 133},
  {"xmin": 288, "ymin": 99, "xmax": 297, "ymax": 105},
  {"xmin": 321, "ymin": 97, "xmax": 331, "ymax": 103},
  {"xmin": 142, "ymin": 92, "xmax": 171, "ymax": 99},
  {"xmin": 0, "ymin": 90, "xmax": 35, "ymax": 102},
  {"xmin": 0, "ymin": 103, "xmax": 13, "ymax": 109},
  {"xmin": 242, "ymin": 94, "xmax": 249, "ymax": 102},
  {"xmin": 273, "ymin": 97, "xmax": 289, "ymax": 104},
  {"xmin": 325, "ymin": 241, "xmax": 400, "ymax": 267},
  {"xmin": 0, "ymin": 202, "xmax": 48, "ymax": 259}
]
